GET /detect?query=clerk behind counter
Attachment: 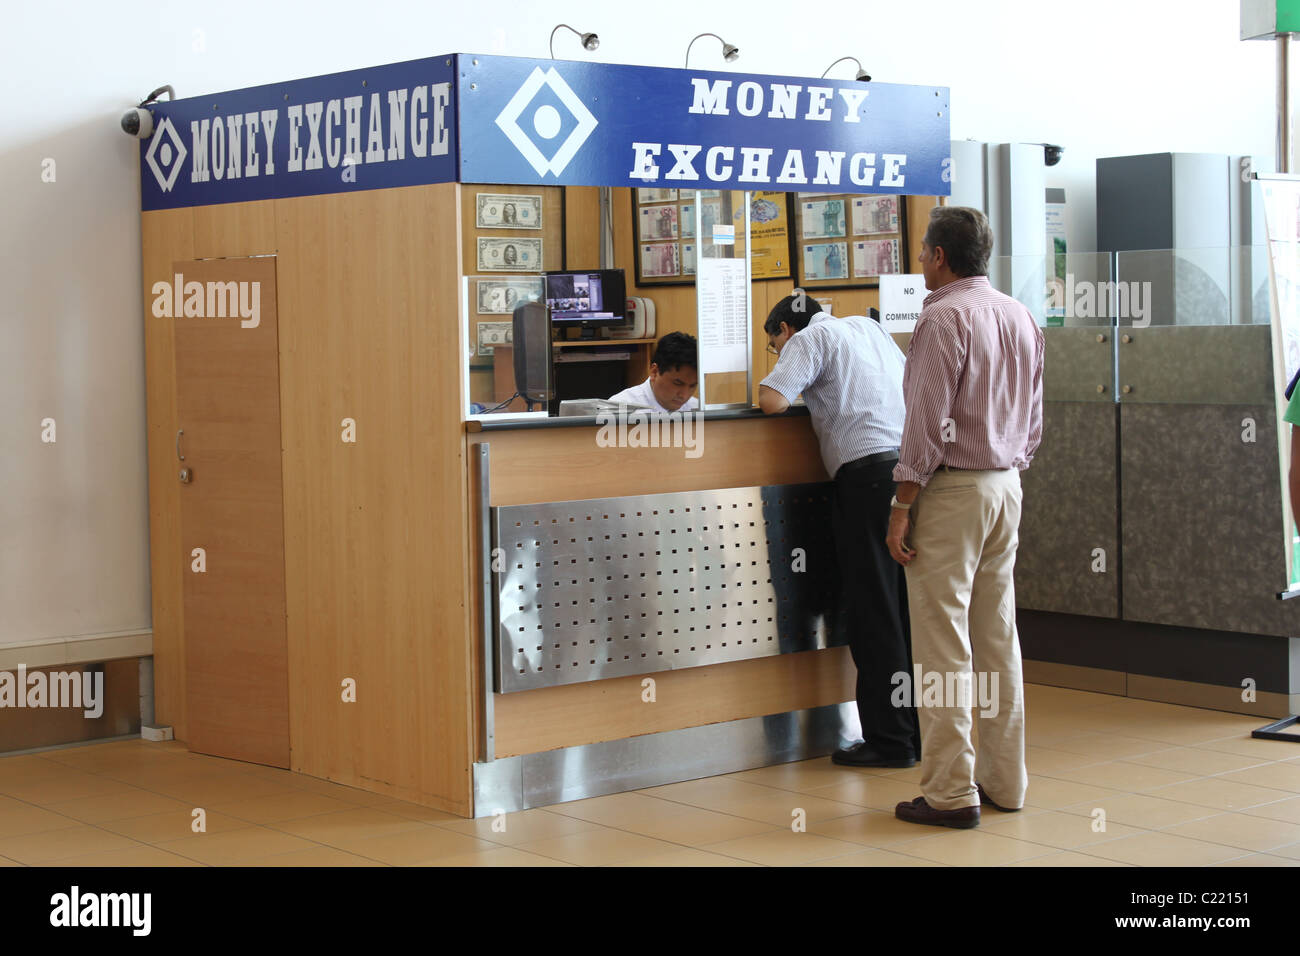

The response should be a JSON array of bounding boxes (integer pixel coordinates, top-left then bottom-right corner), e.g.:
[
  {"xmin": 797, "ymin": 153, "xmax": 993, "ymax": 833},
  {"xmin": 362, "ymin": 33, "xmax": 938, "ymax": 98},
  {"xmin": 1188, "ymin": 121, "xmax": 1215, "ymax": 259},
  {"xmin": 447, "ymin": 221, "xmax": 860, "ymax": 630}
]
[{"xmin": 609, "ymin": 332, "xmax": 700, "ymax": 413}]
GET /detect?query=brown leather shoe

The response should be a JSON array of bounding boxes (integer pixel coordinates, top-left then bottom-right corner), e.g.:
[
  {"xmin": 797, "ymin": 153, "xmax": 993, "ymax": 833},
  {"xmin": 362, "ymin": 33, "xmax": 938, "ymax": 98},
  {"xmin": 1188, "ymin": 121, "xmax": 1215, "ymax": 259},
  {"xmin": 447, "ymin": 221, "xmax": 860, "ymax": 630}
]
[
  {"xmin": 977, "ymin": 783, "xmax": 1021, "ymax": 813},
  {"xmin": 894, "ymin": 795, "xmax": 980, "ymax": 829}
]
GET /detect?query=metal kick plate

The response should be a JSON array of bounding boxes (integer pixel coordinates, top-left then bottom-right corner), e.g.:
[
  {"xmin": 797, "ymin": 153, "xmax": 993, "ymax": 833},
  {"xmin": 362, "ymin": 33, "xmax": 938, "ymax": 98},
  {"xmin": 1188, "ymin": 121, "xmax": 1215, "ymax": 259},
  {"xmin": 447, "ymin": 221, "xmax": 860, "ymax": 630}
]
[{"xmin": 494, "ymin": 483, "xmax": 841, "ymax": 692}]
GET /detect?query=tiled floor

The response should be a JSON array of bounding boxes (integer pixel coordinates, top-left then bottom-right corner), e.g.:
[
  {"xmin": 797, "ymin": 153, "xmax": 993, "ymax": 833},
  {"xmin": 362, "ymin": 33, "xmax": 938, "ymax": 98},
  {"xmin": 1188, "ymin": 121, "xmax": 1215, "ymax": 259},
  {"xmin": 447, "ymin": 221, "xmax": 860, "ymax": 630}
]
[{"xmin": 2, "ymin": 684, "xmax": 1299, "ymax": 866}]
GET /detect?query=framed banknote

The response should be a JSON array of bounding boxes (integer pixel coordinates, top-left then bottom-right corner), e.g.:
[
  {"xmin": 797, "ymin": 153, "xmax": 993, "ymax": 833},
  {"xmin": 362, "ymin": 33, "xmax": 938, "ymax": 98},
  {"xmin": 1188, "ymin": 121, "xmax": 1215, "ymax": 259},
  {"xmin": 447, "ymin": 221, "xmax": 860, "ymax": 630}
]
[
  {"xmin": 631, "ymin": 189, "xmax": 790, "ymax": 285},
  {"xmin": 476, "ymin": 236, "xmax": 543, "ymax": 272},
  {"xmin": 795, "ymin": 191, "xmax": 908, "ymax": 288},
  {"xmin": 476, "ymin": 193, "xmax": 542, "ymax": 229}
]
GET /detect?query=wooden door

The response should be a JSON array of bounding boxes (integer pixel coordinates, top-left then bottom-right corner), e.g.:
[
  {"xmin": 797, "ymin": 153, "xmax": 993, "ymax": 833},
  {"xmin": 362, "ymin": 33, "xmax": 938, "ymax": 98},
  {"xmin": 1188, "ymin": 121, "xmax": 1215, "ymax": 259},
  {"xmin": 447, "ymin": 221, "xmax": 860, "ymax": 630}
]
[{"xmin": 173, "ymin": 256, "xmax": 289, "ymax": 767}]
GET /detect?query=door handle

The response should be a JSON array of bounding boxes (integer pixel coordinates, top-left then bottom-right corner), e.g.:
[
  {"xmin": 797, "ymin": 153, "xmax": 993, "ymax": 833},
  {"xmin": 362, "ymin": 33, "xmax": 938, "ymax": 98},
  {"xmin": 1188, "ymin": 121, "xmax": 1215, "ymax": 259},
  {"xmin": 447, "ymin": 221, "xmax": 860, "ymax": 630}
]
[{"xmin": 176, "ymin": 429, "xmax": 186, "ymax": 462}]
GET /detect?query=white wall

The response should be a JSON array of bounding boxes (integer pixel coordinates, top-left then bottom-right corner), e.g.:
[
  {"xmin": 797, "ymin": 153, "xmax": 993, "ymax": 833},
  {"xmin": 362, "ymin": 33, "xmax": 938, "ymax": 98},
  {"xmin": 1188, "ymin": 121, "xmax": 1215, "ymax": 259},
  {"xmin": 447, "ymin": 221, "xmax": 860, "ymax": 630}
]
[{"xmin": 0, "ymin": 0, "xmax": 1277, "ymax": 649}]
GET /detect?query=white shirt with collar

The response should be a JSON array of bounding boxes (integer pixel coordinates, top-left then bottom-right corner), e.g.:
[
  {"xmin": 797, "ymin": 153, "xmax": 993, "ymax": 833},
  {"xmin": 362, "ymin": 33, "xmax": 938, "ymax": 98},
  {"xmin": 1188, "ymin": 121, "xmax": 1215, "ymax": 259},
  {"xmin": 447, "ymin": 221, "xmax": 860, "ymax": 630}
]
[
  {"xmin": 760, "ymin": 311, "xmax": 906, "ymax": 477},
  {"xmin": 608, "ymin": 377, "xmax": 699, "ymax": 413}
]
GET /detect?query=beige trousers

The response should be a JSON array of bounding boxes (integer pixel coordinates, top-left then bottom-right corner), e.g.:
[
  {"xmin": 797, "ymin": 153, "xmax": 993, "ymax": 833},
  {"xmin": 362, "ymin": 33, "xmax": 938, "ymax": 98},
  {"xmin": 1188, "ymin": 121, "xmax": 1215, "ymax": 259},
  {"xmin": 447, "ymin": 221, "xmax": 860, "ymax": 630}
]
[{"xmin": 904, "ymin": 467, "xmax": 1028, "ymax": 812}]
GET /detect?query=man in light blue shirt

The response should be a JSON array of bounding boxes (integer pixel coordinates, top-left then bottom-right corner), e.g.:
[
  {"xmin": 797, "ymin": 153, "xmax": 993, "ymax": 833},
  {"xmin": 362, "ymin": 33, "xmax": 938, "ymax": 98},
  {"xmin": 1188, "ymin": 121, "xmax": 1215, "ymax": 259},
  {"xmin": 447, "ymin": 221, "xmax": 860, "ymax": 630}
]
[{"xmin": 759, "ymin": 293, "xmax": 919, "ymax": 767}]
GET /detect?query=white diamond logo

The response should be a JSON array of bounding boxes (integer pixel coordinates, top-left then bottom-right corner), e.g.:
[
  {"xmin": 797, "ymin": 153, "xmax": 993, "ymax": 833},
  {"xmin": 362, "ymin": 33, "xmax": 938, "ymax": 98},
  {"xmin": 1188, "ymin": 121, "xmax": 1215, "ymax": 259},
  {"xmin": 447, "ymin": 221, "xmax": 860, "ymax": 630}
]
[
  {"xmin": 494, "ymin": 67, "xmax": 598, "ymax": 178},
  {"xmin": 144, "ymin": 117, "xmax": 187, "ymax": 193}
]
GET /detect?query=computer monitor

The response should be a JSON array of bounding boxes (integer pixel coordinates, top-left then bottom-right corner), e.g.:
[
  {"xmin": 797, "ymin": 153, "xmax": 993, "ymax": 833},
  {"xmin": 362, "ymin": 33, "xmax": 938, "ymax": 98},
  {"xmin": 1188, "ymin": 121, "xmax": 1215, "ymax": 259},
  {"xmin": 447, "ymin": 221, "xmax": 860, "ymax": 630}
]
[{"xmin": 543, "ymin": 270, "xmax": 627, "ymax": 331}]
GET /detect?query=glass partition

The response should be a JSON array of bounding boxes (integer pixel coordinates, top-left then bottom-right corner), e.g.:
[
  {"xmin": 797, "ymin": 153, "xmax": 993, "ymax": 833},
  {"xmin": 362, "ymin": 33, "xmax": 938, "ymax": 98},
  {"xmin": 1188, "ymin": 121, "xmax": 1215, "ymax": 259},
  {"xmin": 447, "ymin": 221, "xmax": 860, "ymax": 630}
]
[
  {"xmin": 689, "ymin": 189, "xmax": 753, "ymax": 409},
  {"xmin": 462, "ymin": 274, "xmax": 547, "ymax": 419}
]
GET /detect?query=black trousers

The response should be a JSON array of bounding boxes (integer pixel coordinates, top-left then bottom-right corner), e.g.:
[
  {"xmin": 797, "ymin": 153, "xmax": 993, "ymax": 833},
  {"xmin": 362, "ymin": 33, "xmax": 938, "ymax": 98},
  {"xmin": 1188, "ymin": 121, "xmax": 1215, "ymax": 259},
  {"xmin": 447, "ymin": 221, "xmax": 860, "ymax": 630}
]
[{"xmin": 832, "ymin": 457, "xmax": 921, "ymax": 757}]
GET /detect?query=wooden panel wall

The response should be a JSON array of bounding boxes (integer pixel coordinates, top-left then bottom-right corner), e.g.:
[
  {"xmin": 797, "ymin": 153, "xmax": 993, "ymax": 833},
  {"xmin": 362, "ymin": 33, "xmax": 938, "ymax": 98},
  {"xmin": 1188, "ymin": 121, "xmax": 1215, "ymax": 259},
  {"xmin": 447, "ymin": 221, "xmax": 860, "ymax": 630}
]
[
  {"xmin": 142, "ymin": 184, "xmax": 474, "ymax": 814},
  {"xmin": 141, "ymin": 208, "xmax": 196, "ymax": 742}
]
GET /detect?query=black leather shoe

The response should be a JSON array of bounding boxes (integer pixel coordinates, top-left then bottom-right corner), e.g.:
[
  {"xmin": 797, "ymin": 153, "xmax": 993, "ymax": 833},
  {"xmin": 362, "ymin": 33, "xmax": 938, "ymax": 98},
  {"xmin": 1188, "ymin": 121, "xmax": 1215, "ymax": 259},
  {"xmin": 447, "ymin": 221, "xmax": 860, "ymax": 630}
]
[
  {"xmin": 895, "ymin": 795, "xmax": 980, "ymax": 829},
  {"xmin": 831, "ymin": 742, "xmax": 916, "ymax": 768},
  {"xmin": 977, "ymin": 782, "xmax": 1021, "ymax": 813}
]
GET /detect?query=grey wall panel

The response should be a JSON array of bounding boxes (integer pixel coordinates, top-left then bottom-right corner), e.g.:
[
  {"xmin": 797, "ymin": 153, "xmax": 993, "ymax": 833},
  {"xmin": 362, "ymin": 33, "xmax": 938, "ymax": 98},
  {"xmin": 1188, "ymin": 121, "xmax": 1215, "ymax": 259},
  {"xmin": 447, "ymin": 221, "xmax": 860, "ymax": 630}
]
[
  {"xmin": 1120, "ymin": 403, "xmax": 1299, "ymax": 637},
  {"xmin": 1016, "ymin": 402, "xmax": 1119, "ymax": 618},
  {"xmin": 1117, "ymin": 325, "xmax": 1274, "ymax": 404},
  {"xmin": 948, "ymin": 140, "xmax": 987, "ymax": 212},
  {"xmin": 1043, "ymin": 327, "xmax": 1115, "ymax": 402}
]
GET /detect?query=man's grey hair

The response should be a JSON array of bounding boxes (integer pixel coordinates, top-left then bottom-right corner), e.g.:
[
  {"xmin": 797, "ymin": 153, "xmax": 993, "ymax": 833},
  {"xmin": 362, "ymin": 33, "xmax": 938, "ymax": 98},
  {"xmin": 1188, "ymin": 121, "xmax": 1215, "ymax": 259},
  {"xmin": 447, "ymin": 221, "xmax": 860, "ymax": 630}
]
[{"xmin": 923, "ymin": 206, "xmax": 994, "ymax": 278}]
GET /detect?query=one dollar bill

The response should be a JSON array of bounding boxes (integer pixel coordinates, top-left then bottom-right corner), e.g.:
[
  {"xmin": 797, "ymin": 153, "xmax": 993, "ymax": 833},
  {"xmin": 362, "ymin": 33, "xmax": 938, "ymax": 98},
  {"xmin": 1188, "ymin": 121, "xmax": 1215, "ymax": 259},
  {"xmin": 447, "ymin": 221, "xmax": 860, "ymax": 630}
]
[
  {"xmin": 477, "ymin": 236, "xmax": 543, "ymax": 272},
  {"xmin": 476, "ymin": 193, "xmax": 542, "ymax": 229}
]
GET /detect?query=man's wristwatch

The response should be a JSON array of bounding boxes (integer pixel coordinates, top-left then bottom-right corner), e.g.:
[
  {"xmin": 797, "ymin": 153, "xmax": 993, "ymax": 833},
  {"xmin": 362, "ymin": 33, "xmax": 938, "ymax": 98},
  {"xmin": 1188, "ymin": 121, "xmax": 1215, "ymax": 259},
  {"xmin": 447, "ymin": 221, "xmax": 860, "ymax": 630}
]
[{"xmin": 890, "ymin": 495, "xmax": 912, "ymax": 511}]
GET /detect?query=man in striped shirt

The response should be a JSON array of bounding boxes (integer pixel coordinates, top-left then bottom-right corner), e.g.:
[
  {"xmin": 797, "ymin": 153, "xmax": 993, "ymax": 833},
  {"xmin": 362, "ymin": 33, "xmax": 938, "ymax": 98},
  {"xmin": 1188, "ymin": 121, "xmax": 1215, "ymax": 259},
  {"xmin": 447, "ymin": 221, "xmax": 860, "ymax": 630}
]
[
  {"xmin": 887, "ymin": 206, "xmax": 1044, "ymax": 829},
  {"xmin": 759, "ymin": 294, "xmax": 921, "ymax": 768}
]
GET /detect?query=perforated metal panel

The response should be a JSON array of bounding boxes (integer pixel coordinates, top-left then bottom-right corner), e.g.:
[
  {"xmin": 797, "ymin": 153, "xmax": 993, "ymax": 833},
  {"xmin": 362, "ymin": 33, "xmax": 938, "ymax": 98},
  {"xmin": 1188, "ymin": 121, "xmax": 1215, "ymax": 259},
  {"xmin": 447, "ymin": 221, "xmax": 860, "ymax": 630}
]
[{"xmin": 493, "ymin": 483, "xmax": 841, "ymax": 692}]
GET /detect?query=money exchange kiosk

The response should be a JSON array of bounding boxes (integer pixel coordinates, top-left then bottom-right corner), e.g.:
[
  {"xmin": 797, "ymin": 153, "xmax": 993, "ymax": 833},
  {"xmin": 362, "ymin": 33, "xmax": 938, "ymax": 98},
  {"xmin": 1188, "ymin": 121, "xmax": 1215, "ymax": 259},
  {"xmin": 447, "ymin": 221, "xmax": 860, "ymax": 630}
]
[{"xmin": 138, "ymin": 53, "xmax": 950, "ymax": 816}]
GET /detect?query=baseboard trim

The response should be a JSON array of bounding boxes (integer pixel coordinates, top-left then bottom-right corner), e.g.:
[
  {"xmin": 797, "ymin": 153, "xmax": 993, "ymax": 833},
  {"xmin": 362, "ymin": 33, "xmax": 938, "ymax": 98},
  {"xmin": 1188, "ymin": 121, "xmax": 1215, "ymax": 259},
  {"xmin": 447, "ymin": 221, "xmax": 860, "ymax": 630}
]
[{"xmin": 0, "ymin": 630, "xmax": 153, "ymax": 670}]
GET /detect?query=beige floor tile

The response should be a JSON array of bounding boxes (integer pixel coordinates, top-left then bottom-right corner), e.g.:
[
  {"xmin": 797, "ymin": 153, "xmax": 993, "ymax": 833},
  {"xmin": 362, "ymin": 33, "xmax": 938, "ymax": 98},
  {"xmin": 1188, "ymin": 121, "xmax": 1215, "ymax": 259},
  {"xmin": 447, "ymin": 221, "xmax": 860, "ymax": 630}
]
[
  {"xmin": 0, "ymin": 825, "xmax": 141, "ymax": 864},
  {"xmin": 809, "ymin": 810, "xmax": 954, "ymax": 847},
  {"xmin": 209, "ymin": 790, "xmax": 360, "ymax": 824},
  {"xmin": 155, "ymin": 826, "xmax": 320, "ymax": 865},
  {"xmin": 513, "ymin": 828, "xmax": 684, "ymax": 866},
  {"xmin": 144, "ymin": 774, "xmax": 304, "ymax": 805},
  {"xmin": 0, "ymin": 801, "xmax": 82, "ymax": 840},
  {"xmin": 1146, "ymin": 777, "xmax": 1295, "ymax": 811},
  {"xmin": 1023, "ymin": 775, "xmax": 1126, "ymax": 810},
  {"xmin": 45, "ymin": 787, "xmax": 191, "ymax": 824},
  {"xmin": 42, "ymin": 844, "xmax": 203, "ymax": 867},
  {"xmin": 804, "ymin": 846, "xmax": 947, "ymax": 866},
  {"xmin": 719, "ymin": 790, "xmax": 865, "ymax": 827},
  {"xmin": 1241, "ymin": 795, "xmax": 1300, "ymax": 824},
  {"xmin": 605, "ymin": 805, "xmax": 779, "ymax": 844},
  {"xmin": 546, "ymin": 791, "xmax": 690, "ymax": 827},
  {"xmin": 700, "ymin": 829, "xmax": 863, "ymax": 866},
  {"xmin": 639, "ymin": 776, "xmax": 786, "ymax": 808},
  {"xmin": 606, "ymin": 848, "xmax": 759, "ymax": 867},
  {"xmin": 726, "ymin": 760, "xmax": 875, "ymax": 792},
  {"xmin": 1060, "ymin": 792, "xmax": 1218, "ymax": 829},
  {"xmin": 802, "ymin": 775, "xmax": 928, "ymax": 813},
  {"xmin": 247, "ymin": 846, "xmax": 388, "ymax": 866},
  {"xmin": 1008, "ymin": 850, "xmax": 1133, "ymax": 866},
  {"xmin": 979, "ymin": 809, "xmax": 1144, "ymax": 850},
  {"xmin": 1123, "ymin": 747, "xmax": 1265, "ymax": 775},
  {"xmin": 271, "ymin": 807, "xmax": 434, "ymax": 846},
  {"xmin": 1158, "ymin": 812, "xmax": 1300, "ymax": 852},
  {"xmin": 0, "ymin": 755, "xmax": 71, "ymax": 778},
  {"xmin": 0, "ymin": 855, "xmax": 21, "ymax": 866},
  {"xmin": 1197, "ymin": 736, "xmax": 1300, "ymax": 760},
  {"xmin": 1209, "ymin": 853, "xmax": 1300, "ymax": 867},
  {"xmin": 277, "ymin": 775, "xmax": 399, "ymax": 805},
  {"xmin": 0, "ymin": 772, "xmax": 138, "ymax": 804},
  {"xmin": 426, "ymin": 846, "xmax": 577, "ymax": 866},
  {"xmin": 1081, "ymin": 831, "xmax": 1245, "ymax": 866},
  {"xmin": 335, "ymin": 826, "xmax": 496, "ymax": 865},
  {"xmin": 1216, "ymin": 762, "xmax": 1300, "ymax": 794},
  {"xmin": 1045, "ymin": 760, "xmax": 1196, "ymax": 792},
  {"xmin": 887, "ymin": 829, "xmax": 1049, "ymax": 866},
  {"xmin": 99, "ymin": 808, "xmax": 250, "ymax": 843},
  {"xmin": 363, "ymin": 799, "xmax": 464, "ymax": 823},
  {"xmin": 1270, "ymin": 841, "xmax": 1300, "ymax": 860},
  {"xmin": 435, "ymin": 808, "xmax": 604, "ymax": 846},
  {"xmin": 1025, "ymin": 747, "xmax": 1106, "ymax": 775},
  {"xmin": 1044, "ymin": 733, "xmax": 1172, "ymax": 760}
]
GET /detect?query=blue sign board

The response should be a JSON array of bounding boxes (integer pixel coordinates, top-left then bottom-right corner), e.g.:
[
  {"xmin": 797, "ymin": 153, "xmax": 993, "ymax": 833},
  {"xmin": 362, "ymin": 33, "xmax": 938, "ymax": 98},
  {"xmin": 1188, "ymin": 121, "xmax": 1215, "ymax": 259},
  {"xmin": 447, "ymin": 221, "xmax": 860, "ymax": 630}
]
[
  {"xmin": 458, "ymin": 55, "xmax": 950, "ymax": 196},
  {"xmin": 139, "ymin": 56, "xmax": 457, "ymax": 210},
  {"xmin": 140, "ymin": 53, "xmax": 950, "ymax": 210}
]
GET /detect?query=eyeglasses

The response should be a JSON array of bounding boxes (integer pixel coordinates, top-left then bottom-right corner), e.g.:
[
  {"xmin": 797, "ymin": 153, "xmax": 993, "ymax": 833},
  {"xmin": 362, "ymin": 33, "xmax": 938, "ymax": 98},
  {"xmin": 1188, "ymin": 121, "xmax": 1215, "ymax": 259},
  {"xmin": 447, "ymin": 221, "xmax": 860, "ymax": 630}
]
[{"xmin": 765, "ymin": 343, "xmax": 779, "ymax": 355}]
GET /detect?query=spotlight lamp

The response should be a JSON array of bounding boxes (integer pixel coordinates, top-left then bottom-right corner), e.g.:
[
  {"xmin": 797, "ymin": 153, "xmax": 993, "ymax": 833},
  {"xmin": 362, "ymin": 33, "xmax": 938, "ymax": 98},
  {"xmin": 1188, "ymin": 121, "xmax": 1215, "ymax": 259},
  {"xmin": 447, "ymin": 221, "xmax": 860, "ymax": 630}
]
[
  {"xmin": 821, "ymin": 56, "xmax": 871, "ymax": 82},
  {"xmin": 685, "ymin": 33, "xmax": 739, "ymax": 68},
  {"xmin": 550, "ymin": 24, "xmax": 600, "ymax": 59}
]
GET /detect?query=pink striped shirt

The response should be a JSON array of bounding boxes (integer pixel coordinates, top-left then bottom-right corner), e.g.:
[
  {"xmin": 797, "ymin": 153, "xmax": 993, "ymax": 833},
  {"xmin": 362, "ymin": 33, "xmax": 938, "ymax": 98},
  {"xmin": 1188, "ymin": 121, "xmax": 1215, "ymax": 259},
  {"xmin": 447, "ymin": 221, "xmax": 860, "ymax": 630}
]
[{"xmin": 893, "ymin": 276, "xmax": 1044, "ymax": 486}]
